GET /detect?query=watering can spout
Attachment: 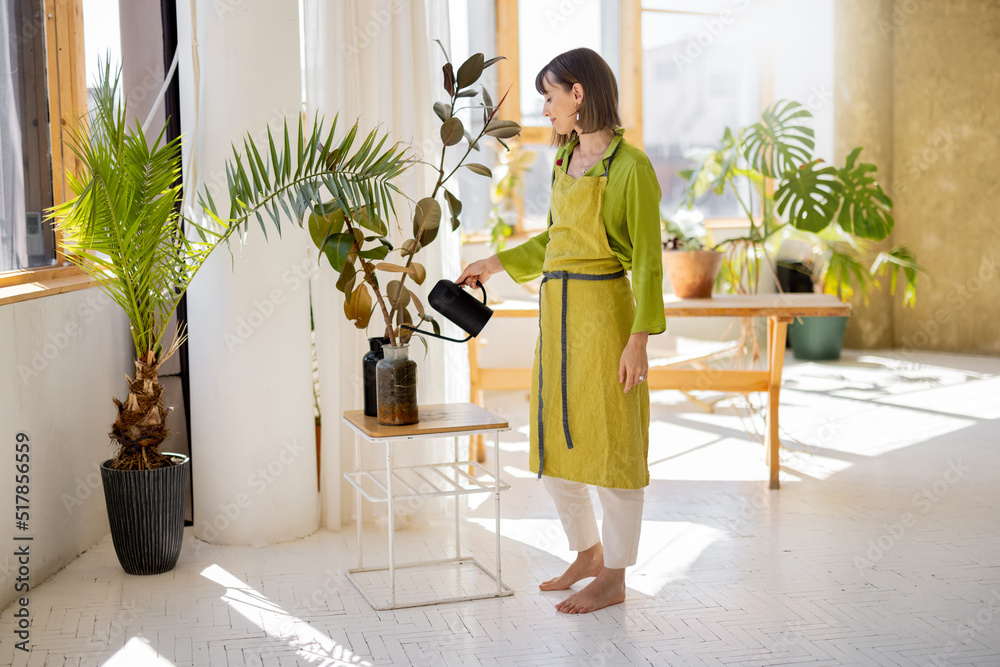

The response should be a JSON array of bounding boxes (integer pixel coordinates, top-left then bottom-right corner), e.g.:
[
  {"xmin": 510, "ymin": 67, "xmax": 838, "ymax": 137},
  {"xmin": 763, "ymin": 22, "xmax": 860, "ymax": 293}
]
[{"xmin": 399, "ymin": 280, "xmax": 493, "ymax": 344}]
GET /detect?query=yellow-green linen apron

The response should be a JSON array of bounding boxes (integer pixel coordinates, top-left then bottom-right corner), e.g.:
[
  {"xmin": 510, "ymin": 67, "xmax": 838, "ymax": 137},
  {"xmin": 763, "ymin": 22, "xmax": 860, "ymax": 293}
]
[{"xmin": 529, "ymin": 144, "xmax": 651, "ymax": 490}]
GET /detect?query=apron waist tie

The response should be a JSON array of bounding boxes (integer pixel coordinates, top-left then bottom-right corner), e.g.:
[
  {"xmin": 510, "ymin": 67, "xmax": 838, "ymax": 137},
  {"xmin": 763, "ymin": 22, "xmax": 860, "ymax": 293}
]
[{"xmin": 536, "ymin": 268, "xmax": 626, "ymax": 479}]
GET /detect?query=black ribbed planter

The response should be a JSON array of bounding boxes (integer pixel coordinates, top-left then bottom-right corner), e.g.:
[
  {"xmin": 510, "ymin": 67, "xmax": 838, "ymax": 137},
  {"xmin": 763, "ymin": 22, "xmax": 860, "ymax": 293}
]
[{"xmin": 100, "ymin": 453, "xmax": 189, "ymax": 575}]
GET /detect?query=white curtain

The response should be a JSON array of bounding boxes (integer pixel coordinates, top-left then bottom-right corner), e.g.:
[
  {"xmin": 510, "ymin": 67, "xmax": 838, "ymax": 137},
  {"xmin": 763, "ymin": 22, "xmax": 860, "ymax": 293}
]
[
  {"xmin": 303, "ymin": 0, "xmax": 470, "ymax": 529},
  {"xmin": 0, "ymin": 3, "xmax": 27, "ymax": 272},
  {"xmin": 177, "ymin": 0, "xmax": 319, "ymax": 546}
]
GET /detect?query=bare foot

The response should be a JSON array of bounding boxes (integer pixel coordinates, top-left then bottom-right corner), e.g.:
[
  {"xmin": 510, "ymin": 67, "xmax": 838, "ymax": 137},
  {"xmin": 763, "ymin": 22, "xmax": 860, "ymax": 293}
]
[
  {"xmin": 555, "ymin": 567, "xmax": 627, "ymax": 614},
  {"xmin": 539, "ymin": 543, "xmax": 604, "ymax": 591}
]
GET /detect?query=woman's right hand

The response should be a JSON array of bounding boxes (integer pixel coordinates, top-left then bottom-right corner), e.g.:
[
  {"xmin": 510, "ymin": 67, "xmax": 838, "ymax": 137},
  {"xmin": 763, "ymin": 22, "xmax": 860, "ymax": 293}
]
[{"xmin": 456, "ymin": 255, "xmax": 503, "ymax": 289}]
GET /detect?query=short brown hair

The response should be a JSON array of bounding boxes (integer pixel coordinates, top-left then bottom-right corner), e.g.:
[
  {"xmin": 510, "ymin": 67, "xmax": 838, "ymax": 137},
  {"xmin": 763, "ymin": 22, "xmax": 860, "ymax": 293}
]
[{"xmin": 535, "ymin": 47, "xmax": 622, "ymax": 147}]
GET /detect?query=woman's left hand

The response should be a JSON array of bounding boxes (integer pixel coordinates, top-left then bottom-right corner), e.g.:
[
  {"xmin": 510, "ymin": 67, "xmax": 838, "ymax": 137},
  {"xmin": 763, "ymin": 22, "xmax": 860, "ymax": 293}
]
[{"xmin": 619, "ymin": 332, "xmax": 649, "ymax": 394}]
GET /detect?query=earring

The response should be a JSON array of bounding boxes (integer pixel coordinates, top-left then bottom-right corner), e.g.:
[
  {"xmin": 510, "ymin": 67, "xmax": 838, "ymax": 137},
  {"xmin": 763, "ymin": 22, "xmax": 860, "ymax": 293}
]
[{"xmin": 576, "ymin": 110, "xmax": 580, "ymax": 120}]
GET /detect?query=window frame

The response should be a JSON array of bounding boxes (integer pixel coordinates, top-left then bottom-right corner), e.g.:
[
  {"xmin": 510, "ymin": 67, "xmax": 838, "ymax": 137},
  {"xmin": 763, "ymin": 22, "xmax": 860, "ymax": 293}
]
[
  {"xmin": 491, "ymin": 0, "xmax": 774, "ymax": 239},
  {"xmin": 0, "ymin": 0, "xmax": 89, "ymax": 307}
]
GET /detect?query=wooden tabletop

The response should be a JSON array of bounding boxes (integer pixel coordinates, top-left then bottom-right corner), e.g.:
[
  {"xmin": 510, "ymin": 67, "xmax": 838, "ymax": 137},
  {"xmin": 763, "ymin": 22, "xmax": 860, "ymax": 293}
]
[
  {"xmin": 488, "ymin": 293, "xmax": 850, "ymax": 319},
  {"xmin": 662, "ymin": 293, "xmax": 851, "ymax": 317},
  {"xmin": 342, "ymin": 402, "xmax": 510, "ymax": 439}
]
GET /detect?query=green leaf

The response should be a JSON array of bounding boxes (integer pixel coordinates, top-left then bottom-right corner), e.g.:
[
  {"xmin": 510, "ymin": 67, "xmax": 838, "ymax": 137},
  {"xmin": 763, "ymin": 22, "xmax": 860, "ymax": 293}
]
[
  {"xmin": 322, "ymin": 232, "xmax": 355, "ymax": 272},
  {"xmin": 444, "ymin": 188, "xmax": 462, "ymax": 231},
  {"xmin": 484, "ymin": 119, "xmax": 521, "ymax": 139},
  {"xmin": 483, "ymin": 55, "xmax": 505, "ymax": 69},
  {"xmin": 744, "ymin": 99, "xmax": 816, "ymax": 177},
  {"xmin": 464, "ymin": 131, "xmax": 480, "ymax": 151},
  {"xmin": 400, "ymin": 238, "xmax": 421, "ymax": 257},
  {"xmin": 358, "ymin": 244, "xmax": 390, "ymax": 260},
  {"xmin": 465, "ymin": 163, "xmax": 493, "ymax": 178},
  {"xmin": 412, "ymin": 197, "xmax": 442, "ymax": 243},
  {"xmin": 456, "ymin": 89, "xmax": 478, "ymax": 98},
  {"xmin": 871, "ymin": 246, "xmax": 922, "ymax": 308},
  {"xmin": 336, "ymin": 262, "xmax": 357, "ymax": 295},
  {"xmin": 433, "ymin": 101, "xmax": 451, "ymax": 123},
  {"xmin": 441, "ymin": 117, "xmax": 465, "ymax": 146},
  {"xmin": 386, "ymin": 279, "xmax": 410, "ymax": 308},
  {"xmin": 774, "ymin": 160, "xmax": 840, "ymax": 233},
  {"xmin": 456, "ymin": 52, "xmax": 485, "ymax": 89},
  {"xmin": 355, "ymin": 205, "xmax": 388, "ymax": 236},
  {"xmin": 482, "ymin": 86, "xmax": 494, "ymax": 125},
  {"xmin": 835, "ymin": 147, "xmax": 894, "ymax": 240},
  {"xmin": 308, "ymin": 207, "xmax": 345, "ymax": 249}
]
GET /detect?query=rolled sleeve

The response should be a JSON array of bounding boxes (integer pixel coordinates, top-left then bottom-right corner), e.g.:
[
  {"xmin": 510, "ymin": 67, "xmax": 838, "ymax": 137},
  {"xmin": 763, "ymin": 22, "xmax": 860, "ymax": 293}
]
[
  {"xmin": 625, "ymin": 161, "xmax": 666, "ymax": 335},
  {"xmin": 496, "ymin": 229, "xmax": 549, "ymax": 284}
]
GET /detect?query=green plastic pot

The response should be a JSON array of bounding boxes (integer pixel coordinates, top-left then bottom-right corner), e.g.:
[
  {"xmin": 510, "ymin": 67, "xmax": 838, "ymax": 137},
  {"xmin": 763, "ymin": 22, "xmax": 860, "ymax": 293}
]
[{"xmin": 788, "ymin": 316, "xmax": 848, "ymax": 361}]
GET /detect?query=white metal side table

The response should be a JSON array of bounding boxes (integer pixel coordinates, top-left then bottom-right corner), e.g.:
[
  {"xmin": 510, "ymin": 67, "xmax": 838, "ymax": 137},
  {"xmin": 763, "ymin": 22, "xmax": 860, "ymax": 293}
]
[{"xmin": 341, "ymin": 402, "xmax": 513, "ymax": 610}]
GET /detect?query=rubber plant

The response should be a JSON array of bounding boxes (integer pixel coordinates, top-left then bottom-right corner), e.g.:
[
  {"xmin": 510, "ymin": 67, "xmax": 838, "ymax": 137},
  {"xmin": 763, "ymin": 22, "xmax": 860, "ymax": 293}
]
[
  {"xmin": 206, "ymin": 43, "xmax": 521, "ymax": 347},
  {"xmin": 679, "ymin": 99, "xmax": 922, "ymax": 306}
]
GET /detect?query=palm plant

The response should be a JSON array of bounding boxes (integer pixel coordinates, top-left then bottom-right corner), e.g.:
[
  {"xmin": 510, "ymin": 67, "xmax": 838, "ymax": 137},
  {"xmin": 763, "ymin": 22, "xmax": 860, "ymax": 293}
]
[
  {"xmin": 51, "ymin": 61, "xmax": 240, "ymax": 471},
  {"xmin": 679, "ymin": 99, "xmax": 922, "ymax": 306}
]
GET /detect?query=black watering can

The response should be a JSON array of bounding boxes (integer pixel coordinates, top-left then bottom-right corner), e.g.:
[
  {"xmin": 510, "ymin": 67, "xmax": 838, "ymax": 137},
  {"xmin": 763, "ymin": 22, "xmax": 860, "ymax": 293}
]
[{"xmin": 399, "ymin": 279, "xmax": 493, "ymax": 343}]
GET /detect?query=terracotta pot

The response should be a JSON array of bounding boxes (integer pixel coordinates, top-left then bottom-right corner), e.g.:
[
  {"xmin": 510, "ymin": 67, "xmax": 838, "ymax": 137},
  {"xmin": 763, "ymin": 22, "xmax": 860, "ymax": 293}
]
[{"xmin": 663, "ymin": 250, "xmax": 724, "ymax": 298}]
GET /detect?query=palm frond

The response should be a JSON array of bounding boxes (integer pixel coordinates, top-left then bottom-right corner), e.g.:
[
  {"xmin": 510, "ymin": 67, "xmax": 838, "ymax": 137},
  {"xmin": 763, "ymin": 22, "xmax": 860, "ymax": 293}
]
[
  {"xmin": 202, "ymin": 114, "xmax": 414, "ymax": 242},
  {"xmin": 50, "ymin": 59, "xmax": 234, "ymax": 363}
]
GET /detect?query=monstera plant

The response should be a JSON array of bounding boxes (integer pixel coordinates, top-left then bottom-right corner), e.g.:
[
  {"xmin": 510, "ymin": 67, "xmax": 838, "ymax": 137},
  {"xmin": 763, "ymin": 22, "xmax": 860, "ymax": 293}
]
[
  {"xmin": 680, "ymin": 99, "xmax": 920, "ymax": 306},
  {"xmin": 205, "ymin": 43, "xmax": 520, "ymax": 348}
]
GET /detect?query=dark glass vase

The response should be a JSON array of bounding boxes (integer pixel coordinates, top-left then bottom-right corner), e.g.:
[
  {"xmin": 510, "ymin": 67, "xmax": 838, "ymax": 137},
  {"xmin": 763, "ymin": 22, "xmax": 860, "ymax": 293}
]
[
  {"xmin": 362, "ymin": 336, "xmax": 390, "ymax": 417},
  {"xmin": 376, "ymin": 344, "xmax": 418, "ymax": 425}
]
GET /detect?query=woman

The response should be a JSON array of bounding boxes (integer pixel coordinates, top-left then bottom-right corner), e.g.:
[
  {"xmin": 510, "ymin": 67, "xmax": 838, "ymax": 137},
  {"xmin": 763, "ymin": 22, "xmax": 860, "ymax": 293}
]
[{"xmin": 456, "ymin": 47, "xmax": 665, "ymax": 614}]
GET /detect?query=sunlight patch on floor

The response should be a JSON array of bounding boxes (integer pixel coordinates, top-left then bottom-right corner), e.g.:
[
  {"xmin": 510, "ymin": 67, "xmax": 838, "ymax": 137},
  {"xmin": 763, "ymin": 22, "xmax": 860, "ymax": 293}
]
[
  {"xmin": 102, "ymin": 636, "xmax": 176, "ymax": 666},
  {"xmin": 629, "ymin": 521, "xmax": 726, "ymax": 597},
  {"xmin": 200, "ymin": 564, "xmax": 370, "ymax": 667}
]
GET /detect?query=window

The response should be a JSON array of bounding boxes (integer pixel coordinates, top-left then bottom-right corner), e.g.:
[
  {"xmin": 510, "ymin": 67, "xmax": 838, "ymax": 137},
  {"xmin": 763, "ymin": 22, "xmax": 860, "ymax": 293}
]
[
  {"xmin": 640, "ymin": 1, "xmax": 768, "ymax": 221},
  {"xmin": 2, "ymin": 0, "xmax": 56, "ymax": 272},
  {"xmin": 0, "ymin": 0, "xmax": 86, "ymax": 290}
]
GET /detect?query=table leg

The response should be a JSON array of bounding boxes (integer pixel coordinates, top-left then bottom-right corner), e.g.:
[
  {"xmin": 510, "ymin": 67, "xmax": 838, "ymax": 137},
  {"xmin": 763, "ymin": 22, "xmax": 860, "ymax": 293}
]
[
  {"xmin": 494, "ymin": 429, "xmax": 502, "ymax": 596},
  {"xmin": 454, "ymin": 435, "xmax": 461, "ymax": 560},
  {"xmin": 355, "ymin": 433, "xmax": 362, "ymax": 569},
  {"xmin": 767, "ymin": 317, "xmax": 790, "ymax": 490},
  {"xmin": 469, "ymin": 338, "xmax": 486, "ymax": 468},
  {"xmin": 386, "ymin": 439, "xmax": 395, "ymax": 608}
]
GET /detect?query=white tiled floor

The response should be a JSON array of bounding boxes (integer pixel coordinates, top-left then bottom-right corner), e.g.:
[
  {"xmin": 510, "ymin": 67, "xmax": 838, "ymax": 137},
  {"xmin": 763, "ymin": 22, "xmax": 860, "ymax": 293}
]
[{"xmin": 3, "ymin": 349, "xmax": 1000, "ymax": 666}]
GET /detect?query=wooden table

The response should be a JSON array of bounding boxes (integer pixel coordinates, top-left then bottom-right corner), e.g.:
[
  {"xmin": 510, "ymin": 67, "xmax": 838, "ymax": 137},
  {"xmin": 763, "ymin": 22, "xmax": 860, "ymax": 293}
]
[
  {"xmin": 341, "ymin": 403, "xmax": 513, "ymax": 609},
  {"xmin": 468, "ymin": 293, "xmax": 850, "ymax": 489}
]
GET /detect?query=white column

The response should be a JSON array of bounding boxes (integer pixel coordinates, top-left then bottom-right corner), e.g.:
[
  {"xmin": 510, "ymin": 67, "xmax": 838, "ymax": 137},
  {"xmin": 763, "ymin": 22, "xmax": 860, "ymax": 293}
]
[{"xmin": 177, "ymin": 0, "xmax": 319, "ymax": 545}]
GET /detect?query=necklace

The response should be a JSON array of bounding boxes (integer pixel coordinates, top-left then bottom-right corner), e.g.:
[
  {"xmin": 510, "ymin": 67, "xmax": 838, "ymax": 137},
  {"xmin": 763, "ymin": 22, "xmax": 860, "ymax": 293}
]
[
  {"xmin": 572, "ymin": 148, "xmax": 604, "ymax": 175},
  {"xmin": 571, "ymin": 138, "xmax": 611, "ymax": 175}
]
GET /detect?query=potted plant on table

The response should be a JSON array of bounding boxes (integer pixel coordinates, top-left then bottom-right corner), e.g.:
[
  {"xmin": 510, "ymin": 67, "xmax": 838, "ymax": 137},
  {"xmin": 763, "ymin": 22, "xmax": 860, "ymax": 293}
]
[
  {"xmin": 677, "ymin": 99, "xmax": 923, "ymax": 360},
  {"xmin": 204, "ymin": 44, "xmax": 520, "ymax": 425},
  {"xmin": 661, "ymin": 213, "xmax": 724, "ymax": 299},
  {"xmin": 50, "ymin": 62, "xmax": 243, "ymax": 574}
]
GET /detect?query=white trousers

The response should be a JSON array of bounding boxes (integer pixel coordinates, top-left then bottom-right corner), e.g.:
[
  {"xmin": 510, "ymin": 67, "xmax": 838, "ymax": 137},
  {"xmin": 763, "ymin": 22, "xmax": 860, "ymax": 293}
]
[{"xmin": 542, "ymin": 476, "xmax": 644, "ymax": 569}]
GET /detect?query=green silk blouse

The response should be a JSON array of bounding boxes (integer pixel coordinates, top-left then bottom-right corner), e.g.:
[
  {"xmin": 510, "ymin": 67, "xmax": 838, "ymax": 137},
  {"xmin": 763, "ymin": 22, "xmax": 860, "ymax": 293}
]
[{"xmin": 496, "ymin": 127, "xmax": 667, "ymax": 336}]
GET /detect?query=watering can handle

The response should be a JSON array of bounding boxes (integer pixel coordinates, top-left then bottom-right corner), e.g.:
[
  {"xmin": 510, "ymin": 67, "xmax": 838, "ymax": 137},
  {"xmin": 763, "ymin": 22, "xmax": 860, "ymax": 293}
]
[{"xmin": 398, "ymin": 282, "xmax": 487, "ymax": 343}]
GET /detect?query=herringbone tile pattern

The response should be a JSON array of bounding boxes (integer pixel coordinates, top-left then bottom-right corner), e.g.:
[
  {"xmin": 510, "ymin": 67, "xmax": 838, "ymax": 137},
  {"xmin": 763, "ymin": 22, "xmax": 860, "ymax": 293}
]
[{"xmin": 2, "ymin": 351, "xmax": 999, "ymax": 666}]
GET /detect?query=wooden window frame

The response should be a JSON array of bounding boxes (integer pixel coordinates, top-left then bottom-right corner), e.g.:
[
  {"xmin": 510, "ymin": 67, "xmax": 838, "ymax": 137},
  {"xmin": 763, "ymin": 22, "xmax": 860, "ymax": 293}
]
[
  {"xmin": 495, "ymin": 0, "xmax": 643, "ymax": 147},
  {"xmin": 0, "ymin": 0, "xmax": 89, "ymax": 307},
  {"xmin": 491, "ymin": 0, "xmax": 774, "ymax": 239}
]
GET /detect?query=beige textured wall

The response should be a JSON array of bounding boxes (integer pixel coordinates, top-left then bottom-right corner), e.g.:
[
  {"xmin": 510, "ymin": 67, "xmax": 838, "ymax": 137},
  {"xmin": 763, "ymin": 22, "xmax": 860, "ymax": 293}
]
[
  {"xmin": 890, "ymin": 0, "xmax": 1000, "ymax": 355},
  {"xmin": 836, "ymin": 0, "xmax": 1000, "ymax": 354},
  {"xmin": 834, "ymin": 0, "xmax": 896, "ymax": 349}
]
